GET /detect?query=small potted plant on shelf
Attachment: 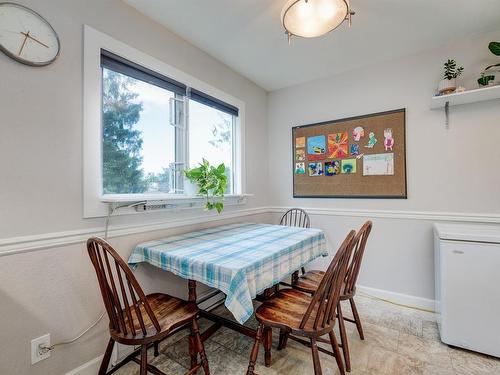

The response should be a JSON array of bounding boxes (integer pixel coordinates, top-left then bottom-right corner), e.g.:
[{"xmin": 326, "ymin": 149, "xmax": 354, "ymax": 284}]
[
  {"xmin": 438, "ymin": 59, "xmax": 464, "ymax": 95},
  {"xmin": 478, "ymin": 42, "xmax": 500, "ymax": 87},
  {"xmin": 184, "ymin": 159, "xmax": 227, "ymax": 213}
]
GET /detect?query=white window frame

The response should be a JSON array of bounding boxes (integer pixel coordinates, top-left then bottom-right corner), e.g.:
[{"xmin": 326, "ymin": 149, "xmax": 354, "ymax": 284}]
[{"xmin": 83, "ymin": 26, "xmax": 246, "ymax": 218}]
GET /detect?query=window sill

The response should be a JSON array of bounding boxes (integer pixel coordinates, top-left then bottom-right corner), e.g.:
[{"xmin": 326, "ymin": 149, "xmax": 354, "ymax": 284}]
[{"xmin": 100, "ymin": 194, "xmax": 252, "ymax": 212}]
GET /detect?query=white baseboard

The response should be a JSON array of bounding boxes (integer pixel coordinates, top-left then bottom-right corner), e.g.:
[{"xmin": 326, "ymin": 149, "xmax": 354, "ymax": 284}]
[
  {"xmin": 357, "ymin": 285, "xmax": 436, "ymax": 312},
  {"xmin": 65, "ymin": 356, "xmax": 102, "ymax": 375}
]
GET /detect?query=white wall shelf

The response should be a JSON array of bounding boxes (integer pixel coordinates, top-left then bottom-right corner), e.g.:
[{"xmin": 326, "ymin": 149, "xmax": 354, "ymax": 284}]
[
  {"xmin": 430, "ymin": 85, "xmax": 500, "ymax": 128},
  {"xmin": 430, "ymin": 85, "xmax": 500, "ymax": 109}
]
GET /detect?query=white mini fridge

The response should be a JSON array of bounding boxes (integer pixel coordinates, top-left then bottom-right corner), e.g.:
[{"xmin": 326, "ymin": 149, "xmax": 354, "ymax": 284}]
[{"xmin": 434, "ymin": 223, "xmax": 500, "ymax": 357}]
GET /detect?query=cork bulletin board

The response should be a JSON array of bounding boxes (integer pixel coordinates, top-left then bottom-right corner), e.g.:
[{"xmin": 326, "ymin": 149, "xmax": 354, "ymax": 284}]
[{"xmin": 293, "ymin": 109, "xmax": 407, "ymax": 198}]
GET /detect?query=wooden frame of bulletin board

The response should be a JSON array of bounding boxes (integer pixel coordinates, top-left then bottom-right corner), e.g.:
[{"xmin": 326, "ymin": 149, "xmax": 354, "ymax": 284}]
[{"xmin": 293, "ymin": 108, "xmax": 407, "ymax": 199}]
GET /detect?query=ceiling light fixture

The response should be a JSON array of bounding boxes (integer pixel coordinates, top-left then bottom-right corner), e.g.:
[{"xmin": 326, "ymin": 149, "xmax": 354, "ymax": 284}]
[{"xmin": 281, "ymin": 0, "xmax": 355, "ymax": 44}]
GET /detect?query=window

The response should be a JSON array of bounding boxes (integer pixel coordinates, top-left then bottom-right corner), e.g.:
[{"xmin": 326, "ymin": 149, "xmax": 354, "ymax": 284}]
[
  {"xmin": 83, "ymin": 26, "xmax": 244, "ymax": 218},
  {"xmin": 100, "ymin": 51, "xmax": 238, "ymax": 197},
  {"xmin": 188, "ymin": 90, "xmax": 237, "ymax": 194}
]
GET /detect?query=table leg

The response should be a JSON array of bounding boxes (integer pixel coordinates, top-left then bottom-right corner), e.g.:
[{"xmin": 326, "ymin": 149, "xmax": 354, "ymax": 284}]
[{"xmin": 188, "ymin": 279, "xmax": 197, "ymax": 302}]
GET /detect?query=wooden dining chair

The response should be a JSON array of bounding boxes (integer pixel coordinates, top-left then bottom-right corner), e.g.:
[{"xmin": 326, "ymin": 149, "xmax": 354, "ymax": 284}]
[
  {"xmin": 246, "ymin": 230, "xmax": 356, "ymax": 375},
  {"xmin": 280, "ymin": 208, "xmax": 310, "ymax": 275},
  {"xmin": 279, "ymin": 208, "xmax": 311, "ymax": 228},
  {"xmin": 290, "ymin": 221, "xmax": 373, "ymax": 371},
  {"xmin": 87, "ymin": 237, "xmax": 210, "ymax": 375}
]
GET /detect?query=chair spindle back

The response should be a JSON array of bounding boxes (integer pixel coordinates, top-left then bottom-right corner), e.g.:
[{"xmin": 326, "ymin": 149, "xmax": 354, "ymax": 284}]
[
  {"xmin": 279, "ymin": 208, "xmax": 310, "ymax": 228},
  {"xmin": 300, "ymin": 230, "xmax": 356, "ymax": 331},
  {"xmin": 87, "ymin": 237, "xmax": 160, "ymax": 337},
  {"xmin": 344, "ymin": 221, "xmax": 372, "ymax": 296}
]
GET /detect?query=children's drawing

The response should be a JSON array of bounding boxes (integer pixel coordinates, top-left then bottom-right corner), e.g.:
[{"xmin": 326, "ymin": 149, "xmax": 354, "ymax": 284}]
[
  {"xmin": 341, "ymin": 159, "xmax": 357, "ymax": 174},
  {"xmin": 296, "ymin": 137, "xmax": 306, "ymax": 148},
  {"xmin": 325, "ymin": 161, "xmax": 340, "ymax": 176},
  {"xmin": 308, "ymin": 162, "xmax": 323, "ymax": 176},
  {"xmin": 296, "ymin": 149, "xmax": 306, "ymax": 161},
  {"xmin": 352, "ymin": 126, "xmax": 365, "ymax": 142},
  {"xmin": 350, "ymin": 143, "xmax": 360, "ymax": 156},
  {"xmin": 307, "ymin": 136, "xmax": 326, "ymax": 161},
  {"xmin": 365, "ymin": 132, "xmax": 377, "ymax": 148},
  {"xmin": 295, "ymin": 162, "xmax": 305, "ymax": 174},
  {"xmin": 328, "ymin": 132, "xmax": 348, "ymax": 159},
  {"xmin": 363, "ymin": 153, "xmax": 394, "ymax": 176},
  {"xmin": 383, "ymin": 128, "xmax": 394, "ymax": 151}
]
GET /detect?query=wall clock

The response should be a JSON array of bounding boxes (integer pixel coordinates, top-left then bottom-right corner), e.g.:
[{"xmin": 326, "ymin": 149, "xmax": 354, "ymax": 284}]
[{"xmin": 0, "ymin": 2, "xmax": 60, "ymax": 66}]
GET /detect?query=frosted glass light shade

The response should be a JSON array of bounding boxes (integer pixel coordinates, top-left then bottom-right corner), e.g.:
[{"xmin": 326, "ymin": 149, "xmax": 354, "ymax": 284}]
[{"xmin": 281, "ymin": 0, "xmax": 349, "ymax": 38}]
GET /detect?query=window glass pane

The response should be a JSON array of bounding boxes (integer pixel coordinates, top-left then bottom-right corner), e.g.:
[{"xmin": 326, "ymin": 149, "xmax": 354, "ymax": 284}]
[
  {"xmin": 189, "ymin": 100, "xmax": 234, "ymax": 194},
  {"xmin": 102, "ymin": 67, "xmax": 177, "ymax": 195}
]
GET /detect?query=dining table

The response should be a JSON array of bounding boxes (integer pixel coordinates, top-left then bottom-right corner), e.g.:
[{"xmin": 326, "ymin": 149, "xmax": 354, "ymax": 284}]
[{"xmin": 128, "ymin": 222, "xmax": 327, "ymax": 366}]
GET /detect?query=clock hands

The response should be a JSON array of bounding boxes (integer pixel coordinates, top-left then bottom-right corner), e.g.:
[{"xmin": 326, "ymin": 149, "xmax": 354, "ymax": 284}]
[
  {"xmin": 20, "ymin": 31, "xmax": 49, "ymax": 48},
  {"xmin": 18, "ymin": 31, "xmax": 29, "ymax": 56}
]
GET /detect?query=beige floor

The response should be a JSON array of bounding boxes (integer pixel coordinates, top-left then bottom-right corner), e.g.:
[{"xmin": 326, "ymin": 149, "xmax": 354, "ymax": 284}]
[{"xmin": 115, "ymin": 294, "xmax": 500, "ymax": 375}]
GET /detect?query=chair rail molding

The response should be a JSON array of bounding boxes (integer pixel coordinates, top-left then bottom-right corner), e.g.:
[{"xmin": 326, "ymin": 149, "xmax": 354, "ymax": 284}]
[
  {"xmin": 267, "ymin": 206, "xmax": 500, "ymax": 223},
  {"xmin": 2, "ymin": 206, "xmax": 499, "ymax": 257},
  {"xmin": 0, "ymin": 207, "xmax": 269, "ymax": 257}
]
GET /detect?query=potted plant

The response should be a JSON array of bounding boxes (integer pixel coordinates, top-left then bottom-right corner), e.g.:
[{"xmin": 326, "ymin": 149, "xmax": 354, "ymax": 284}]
[
  {"xmin": 438, "ymin": 59, "xmax": 464, "ymax": 94},
  {"xmin": 184, "ymin": 159, "xmax": 227, "ymax": 213},
  {"xmin": 478, "ymin": 42, "xmax": 500, "ymax": 87},
  {"xmin": 478, "ymin": 72, "xmax": 496, "ymax": 87}
]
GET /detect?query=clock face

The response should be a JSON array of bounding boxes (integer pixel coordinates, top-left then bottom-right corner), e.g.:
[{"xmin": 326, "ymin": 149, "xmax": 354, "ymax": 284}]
[{"xmin": 0, "ymin": 2, "xmax": 60, "ymax": 66}]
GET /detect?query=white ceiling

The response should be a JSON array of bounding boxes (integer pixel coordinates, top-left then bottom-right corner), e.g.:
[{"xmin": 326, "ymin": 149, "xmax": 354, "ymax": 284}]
[{"xmin": 124, "ymin": 0, "xmax": 500, "ymax": 91}]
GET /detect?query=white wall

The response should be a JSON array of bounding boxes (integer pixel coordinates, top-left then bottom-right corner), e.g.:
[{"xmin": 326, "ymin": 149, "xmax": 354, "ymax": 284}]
[
  {"xmin": 1, "ymin": 1, "xmax": 500, "ymax": 373},
  {"xmin": 267, "ymin": 30, "xmax": 500, "ymax": 303},
  {"xmin": 0, "ymin": 0, "xmax": 269, "ymax": 239},
  {"xmin": 0, "ymin": 1, "xmax": 269, "ymax": 374}
]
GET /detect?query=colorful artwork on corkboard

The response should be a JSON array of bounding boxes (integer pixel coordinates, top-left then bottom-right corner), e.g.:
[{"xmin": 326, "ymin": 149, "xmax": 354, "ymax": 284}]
[
  {"xmin": 350, "ymin": 143, "xmax": 360, "ymax": 156},
  {"xmin": 341, "ymin": 159, "xmax": 357, "ymax": 174},
  {"xmin": 295, "ymin": 149, "xmax": 306, "ymax": 161},
  {"xmin": 328, "ymin": 132, "xmax": 348, "ymax": 159},
  {"xmin": 363, "ymin": 153, "xmax": 394, "ymax": 176},
  {"xmin": 295, "ymin": 136, "xmax": 306, "ymax": 148},
  {"xmin": 295, "ymin": 162, "xmax": 305, "ymax": 174},
  {"xmin": 292, "ymin": 109, "xmax": 406, "ymax": 198},
  {"xmin": 325, "ymin": 161, "xmax": 340, "ymax": 176},
  {"xmin": 306, "ymin": 135, "xmax": 326, "ymax": 161},
  {"xmin": 308, "ymin": 162, "xmax": 323, "ymax": 176}
]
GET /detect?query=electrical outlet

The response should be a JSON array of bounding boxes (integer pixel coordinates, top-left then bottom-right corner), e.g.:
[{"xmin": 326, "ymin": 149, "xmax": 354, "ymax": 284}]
[{"xmin": 31, "ymin": 334, "xmax": 50, "ymax": 364}]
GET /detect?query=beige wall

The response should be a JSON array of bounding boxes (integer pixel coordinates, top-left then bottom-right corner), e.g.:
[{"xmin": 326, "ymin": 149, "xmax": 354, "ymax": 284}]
[
  {"xmin": 2, "ymin": 1, "xmax": 500, "ymax": 374},
  {"xmin": 267, "ymin": 30, "xmax": 500, "ymax": 302},
  {"xmin": 0, "ymin": 213, "xmax": 274, "ymax": 375},
  {"xmin": 0, "ymin": 0, "xmax": 269, "ymax": 238},
  {"xmin": 0, "ymin": 1, "xmax": 269, "ymax": 374}
]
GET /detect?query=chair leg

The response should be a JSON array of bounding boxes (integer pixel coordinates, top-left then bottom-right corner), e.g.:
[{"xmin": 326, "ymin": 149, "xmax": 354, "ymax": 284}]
[
  {"xmin": 140, "ymin": 345, "xmax": 148, "ymax": 375},
  {"xmin": 349, "ymin": 297, "xmax": 364, "ymax": 340},
  {"xmin": 246, "ymin": 323, "xmax": 264, "ymax": 375},
  {"xmin": 263, "ymin": 326, "xmax": 272, "ymax": 367},
  {"xmin": 310, "ymin": 338, "xmax": 322, "ymax": 375},
  {"xmin": 192, "ymin": 319, "xmax": 210, "ymax": 375},
  {"xmin": 154, "ymin": 341, "xmax": 160, "ymax": 357},
  {"xmin": 329, "ymin": 330, "xmax": 345, "ymax": 375},
  {"xmin": 188, "ymin": 331, "xmax": 198, "ymax": 370},
  {"xmin": 277, "ymin": 329, "xmax": 287, "ymax": 350},
  {"xmin": 98, "ymin": 338, "xmax": 115, "ymax": 375},
  {"xmin": 337, "ymin": 303, "xmax": 351, "ymax": 372}
]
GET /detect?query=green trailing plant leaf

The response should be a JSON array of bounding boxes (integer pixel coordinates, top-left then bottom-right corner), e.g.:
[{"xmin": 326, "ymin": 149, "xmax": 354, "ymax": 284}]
[
  {"xmin": 184, "ymin": 158, "xmax": 227, "ymax": 214},
  {"xmin": 489, "ymin": 42, "xmax": 500, "ymax": 56},
  {"xmin": 485, "ymin": 63, "xmax": 500, "ymax": 70},
  {"xmin": 478, "ymin": 74, "xmax": 495, "ymax": 86}
]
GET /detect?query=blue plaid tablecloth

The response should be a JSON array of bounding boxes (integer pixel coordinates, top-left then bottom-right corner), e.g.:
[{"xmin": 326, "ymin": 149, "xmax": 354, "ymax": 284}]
[{"xmin": 128, "ymin": 222, "xmax": 327, "ymax": 323}]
